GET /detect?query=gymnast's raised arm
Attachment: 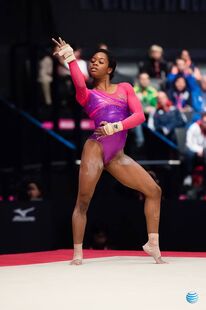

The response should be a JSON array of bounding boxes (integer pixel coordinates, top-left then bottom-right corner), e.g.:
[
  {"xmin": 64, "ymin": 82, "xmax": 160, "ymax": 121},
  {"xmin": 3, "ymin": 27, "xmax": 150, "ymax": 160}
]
[{"xmin": 52, "ymin": 37, "xmax": 89, "ymax": 106}]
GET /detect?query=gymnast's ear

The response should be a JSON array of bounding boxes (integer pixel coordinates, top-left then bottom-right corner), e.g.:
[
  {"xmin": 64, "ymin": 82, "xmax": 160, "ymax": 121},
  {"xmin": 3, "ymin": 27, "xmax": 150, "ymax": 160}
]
[{"xmin": 107, "ymin": 67, "xmax": 113, "ymax": 75}]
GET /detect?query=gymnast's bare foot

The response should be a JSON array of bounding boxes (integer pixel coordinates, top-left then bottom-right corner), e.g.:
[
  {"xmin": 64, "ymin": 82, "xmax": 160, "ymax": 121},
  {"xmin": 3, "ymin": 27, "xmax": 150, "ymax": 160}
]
[
  {"xmin": 143, "ymin": 242, "xmax": 167, "ymax": 264},
  {"xmin": 70, "ymin": 243, "xmax": 83, "ymax": 265},
  {"xmin": 70, "ymin": 258, "xmax": 83, "ymax": 265}
]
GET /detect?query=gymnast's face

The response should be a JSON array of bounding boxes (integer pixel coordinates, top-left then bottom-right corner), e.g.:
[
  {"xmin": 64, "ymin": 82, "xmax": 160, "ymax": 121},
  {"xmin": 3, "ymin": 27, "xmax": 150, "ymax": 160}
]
[{"xmin": 89, "ymin": 52, "xmax": 112, "ymax": 80}]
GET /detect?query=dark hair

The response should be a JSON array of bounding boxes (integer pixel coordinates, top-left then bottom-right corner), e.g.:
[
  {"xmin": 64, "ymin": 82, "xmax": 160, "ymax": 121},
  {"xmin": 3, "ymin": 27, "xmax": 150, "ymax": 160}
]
[
  {"xmin": 138, "ymin": 72, "xmax": 150, "ymax": 79},
  {"xmin": 176, "ymin": 57, "xmax": 186, "ymax": 63},
  {"xmin": 174, "ymin": 76, "xmax": 186, "ymax": 83},
  {"xmin": 91, "ymin": 48, "xmax": 116, "ymax": 80}
]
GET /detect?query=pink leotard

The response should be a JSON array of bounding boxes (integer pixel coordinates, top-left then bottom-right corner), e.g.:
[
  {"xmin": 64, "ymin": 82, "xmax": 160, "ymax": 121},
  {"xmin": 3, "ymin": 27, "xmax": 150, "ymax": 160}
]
[{"xmin": 69, "ymin": 60, "xmax": 145, "ymax": 164}]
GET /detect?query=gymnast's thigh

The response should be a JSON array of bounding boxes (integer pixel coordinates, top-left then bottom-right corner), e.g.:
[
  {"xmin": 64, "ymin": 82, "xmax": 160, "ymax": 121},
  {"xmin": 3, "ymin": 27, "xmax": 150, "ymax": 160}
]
[
  {"xmin": 77, "ymin": 139, "xmax": 104, "ymax": 197},
  {"xmin": 105, "ymin": 152, "xmax": 159, "ymax": 196}
]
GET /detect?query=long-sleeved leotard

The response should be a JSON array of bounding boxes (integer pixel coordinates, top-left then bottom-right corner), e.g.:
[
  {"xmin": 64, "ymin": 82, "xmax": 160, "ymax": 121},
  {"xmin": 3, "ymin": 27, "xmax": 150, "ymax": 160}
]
[{"xmin": 69, "ymin": 60, "xmax": 145, "ymax": 164}]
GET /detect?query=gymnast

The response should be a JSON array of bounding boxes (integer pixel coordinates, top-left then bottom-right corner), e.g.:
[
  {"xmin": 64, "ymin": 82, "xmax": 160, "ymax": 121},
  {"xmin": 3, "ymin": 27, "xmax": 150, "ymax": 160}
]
[{"xmin": 52, "ymin": 37, "xmax": 166, "ymax": 265}]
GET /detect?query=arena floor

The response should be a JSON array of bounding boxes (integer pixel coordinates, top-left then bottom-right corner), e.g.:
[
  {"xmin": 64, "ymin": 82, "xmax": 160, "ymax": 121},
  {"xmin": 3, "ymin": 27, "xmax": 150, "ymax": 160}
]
[{"xmin": 0, "ymin": 250, "xmax": 205, "ymax": 310}]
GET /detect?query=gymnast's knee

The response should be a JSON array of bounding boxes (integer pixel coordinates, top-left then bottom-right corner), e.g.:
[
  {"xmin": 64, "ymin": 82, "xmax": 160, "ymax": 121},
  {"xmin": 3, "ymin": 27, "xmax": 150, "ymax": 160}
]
[
  {"xmin": 74, "ymin": 193, "xmax": 91, "ymax": 215},
  {"xmin": 147, "ymin": 184, "xmax": 162, "ymax": 199}
]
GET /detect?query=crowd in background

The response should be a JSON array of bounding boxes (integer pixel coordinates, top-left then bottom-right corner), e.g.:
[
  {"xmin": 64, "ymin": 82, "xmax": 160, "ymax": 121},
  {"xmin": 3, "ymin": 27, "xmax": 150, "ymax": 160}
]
[
  {"xmin": 132, "ymin": 45, "xmax": 206, "ymax": 198},
  {"xmin": 134, "ymin": 46, "xmax": 205, "ymax": 142}
]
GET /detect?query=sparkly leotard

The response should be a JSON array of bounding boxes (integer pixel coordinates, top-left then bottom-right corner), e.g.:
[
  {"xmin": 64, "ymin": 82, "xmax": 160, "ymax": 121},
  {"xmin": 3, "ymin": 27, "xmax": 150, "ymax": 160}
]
[{"xmin": 69, "ymin": 61, "xmax": 145, "ymax": 164}]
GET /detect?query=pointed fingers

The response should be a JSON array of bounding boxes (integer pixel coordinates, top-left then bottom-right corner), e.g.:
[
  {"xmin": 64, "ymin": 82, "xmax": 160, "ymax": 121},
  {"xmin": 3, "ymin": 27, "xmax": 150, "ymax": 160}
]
[
  {"xmin": 59, "ymin": 37, "xmax": 64, "ymax": 45},
  {"xmin": 52, "ymin": 38, "xmax": 61, "ymax": 47}
]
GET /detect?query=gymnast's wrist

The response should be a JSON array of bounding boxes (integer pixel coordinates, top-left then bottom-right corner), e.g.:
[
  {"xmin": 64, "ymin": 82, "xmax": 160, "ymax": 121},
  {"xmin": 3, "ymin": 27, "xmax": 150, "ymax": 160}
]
[
  {"xmin": 103, "ymin": 121, "xmax": 123, "ymax": 135},
  {"xmin": 64, "ymin": 52, "xmax": 76, "ymax": 63},
  {"xmin": 58, "ymin": 44, "xmax": 76, "ymax": 63},
  {"xmin": 112, "ymin": 121, "xmax": 123, "ymax": 133}
]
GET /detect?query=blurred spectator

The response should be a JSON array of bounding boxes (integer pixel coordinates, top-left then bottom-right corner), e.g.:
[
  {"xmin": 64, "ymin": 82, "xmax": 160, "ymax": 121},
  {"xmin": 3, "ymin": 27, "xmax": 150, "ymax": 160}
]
[
  {"xmin": 169, "ymin": 56, "xmax": 201, "ymax": 81},
  {"xmin": 184, "ymin": 74, "xmax": 203, "ymax": 118},
  {"xmin": 167, "ymin": 60, "xmax": 203, "ymax": 116},
  {"xmin": 134, "ymin": 73, "xmax": 158, "ymax": 114},
  {"xmin": 133, "ymin": 73, "xmax": 158, "ymax": 147},
  {"xmin": 52, "ymin": 45, "xmax": 75, "ymax": 108},
  {"xmin": 152, "ymin": 91, "xmax": 186, "ymax": 143},
  {"xmin": 168, "ymin": 76, "xmax": 192, "ymax": 112},
  {"xmin": 90, "ymin": 225, "xmax": 109, "ymax": 250},
  {"xmin": 97, "ymin": 42, "xmax": 109, "ymax": 50},
  {"xmin": 183, "ymin": 112, "xmax": 206, "ymax": 186},
  {"xmin": 181, "ymin": 166, "xmax": 205, "ymax": 200},
  {"xmin": 37, "ymin": 53, "xmax": 53, "ymax": 106},
  {"xmin": 200, "ymin": 76, "xmax": 206, "ymax": 111},
  {"xmin": 139, "ymin": 45, "xmax": 169, "ymax": 79},
  {"xmin": 16, "ymin": 178, "xmax": 44, "ymax": 201},
  {"xmin": 169, "ymin": 58, "xmax": 188, "ymax": 77},
  {"xmin": 180, "ymin": 49, "xmax": 201, "ymax": 81},
  {"xmin": 27, "ymin": 182, "xmax": 43, "ymax": 201}
]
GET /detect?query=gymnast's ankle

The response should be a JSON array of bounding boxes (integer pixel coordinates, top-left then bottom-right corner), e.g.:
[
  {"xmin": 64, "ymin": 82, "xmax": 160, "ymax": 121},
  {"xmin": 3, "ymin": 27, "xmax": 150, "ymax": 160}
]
[{"xmin": 71, "ymin": 243, "xmax": 83, "ymax": 265}]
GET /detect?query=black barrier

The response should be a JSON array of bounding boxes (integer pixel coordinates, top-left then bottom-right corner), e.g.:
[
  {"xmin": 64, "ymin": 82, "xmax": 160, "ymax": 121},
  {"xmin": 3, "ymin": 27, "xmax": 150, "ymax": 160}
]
[
  {"xmin": 0, "ymin": 201, "xmax": 53, "ymax": 254},
  {"xmin": 0, "ymin": 195, "xmax": 206, "ymax": 254},
  {"xmin": 86, "ymin": 196, "xmax": 206, "ymax": 252}
]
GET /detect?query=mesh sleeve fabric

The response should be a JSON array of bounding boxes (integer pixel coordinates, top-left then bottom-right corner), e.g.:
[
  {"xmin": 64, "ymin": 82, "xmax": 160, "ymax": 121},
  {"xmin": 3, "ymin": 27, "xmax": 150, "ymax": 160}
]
[
  {"xmin": 68, "ymin": 60, "xmax": 90, "ymax": 106},
  {"xmin": 121, "ymin": 83, "xmax": 145, "ymax": 130}
]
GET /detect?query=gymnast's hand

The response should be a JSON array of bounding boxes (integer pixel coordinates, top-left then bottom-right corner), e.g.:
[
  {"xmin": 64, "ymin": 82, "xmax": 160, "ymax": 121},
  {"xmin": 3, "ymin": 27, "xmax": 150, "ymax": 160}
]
[
  {"xmin": 52, "ymin": 37, "xmax": 75, "ymax": 63},
  {"xmin": 95, "ymin": 121, "xmax": 109, "ymax": 137},
  {"xmin": 95, "ymin": 121, "xmax": 123, "ymax": 137}
]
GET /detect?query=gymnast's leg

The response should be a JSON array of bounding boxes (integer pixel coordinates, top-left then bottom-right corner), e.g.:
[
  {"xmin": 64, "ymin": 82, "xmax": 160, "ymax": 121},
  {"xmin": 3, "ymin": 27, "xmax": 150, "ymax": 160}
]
[
  {"xmin": 106, "ymin": 151, "xmax": 166, "ymax": 264},
  {"xmin": 71, "ymin": 140, "xmax": 104, "ymax": 265}
]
